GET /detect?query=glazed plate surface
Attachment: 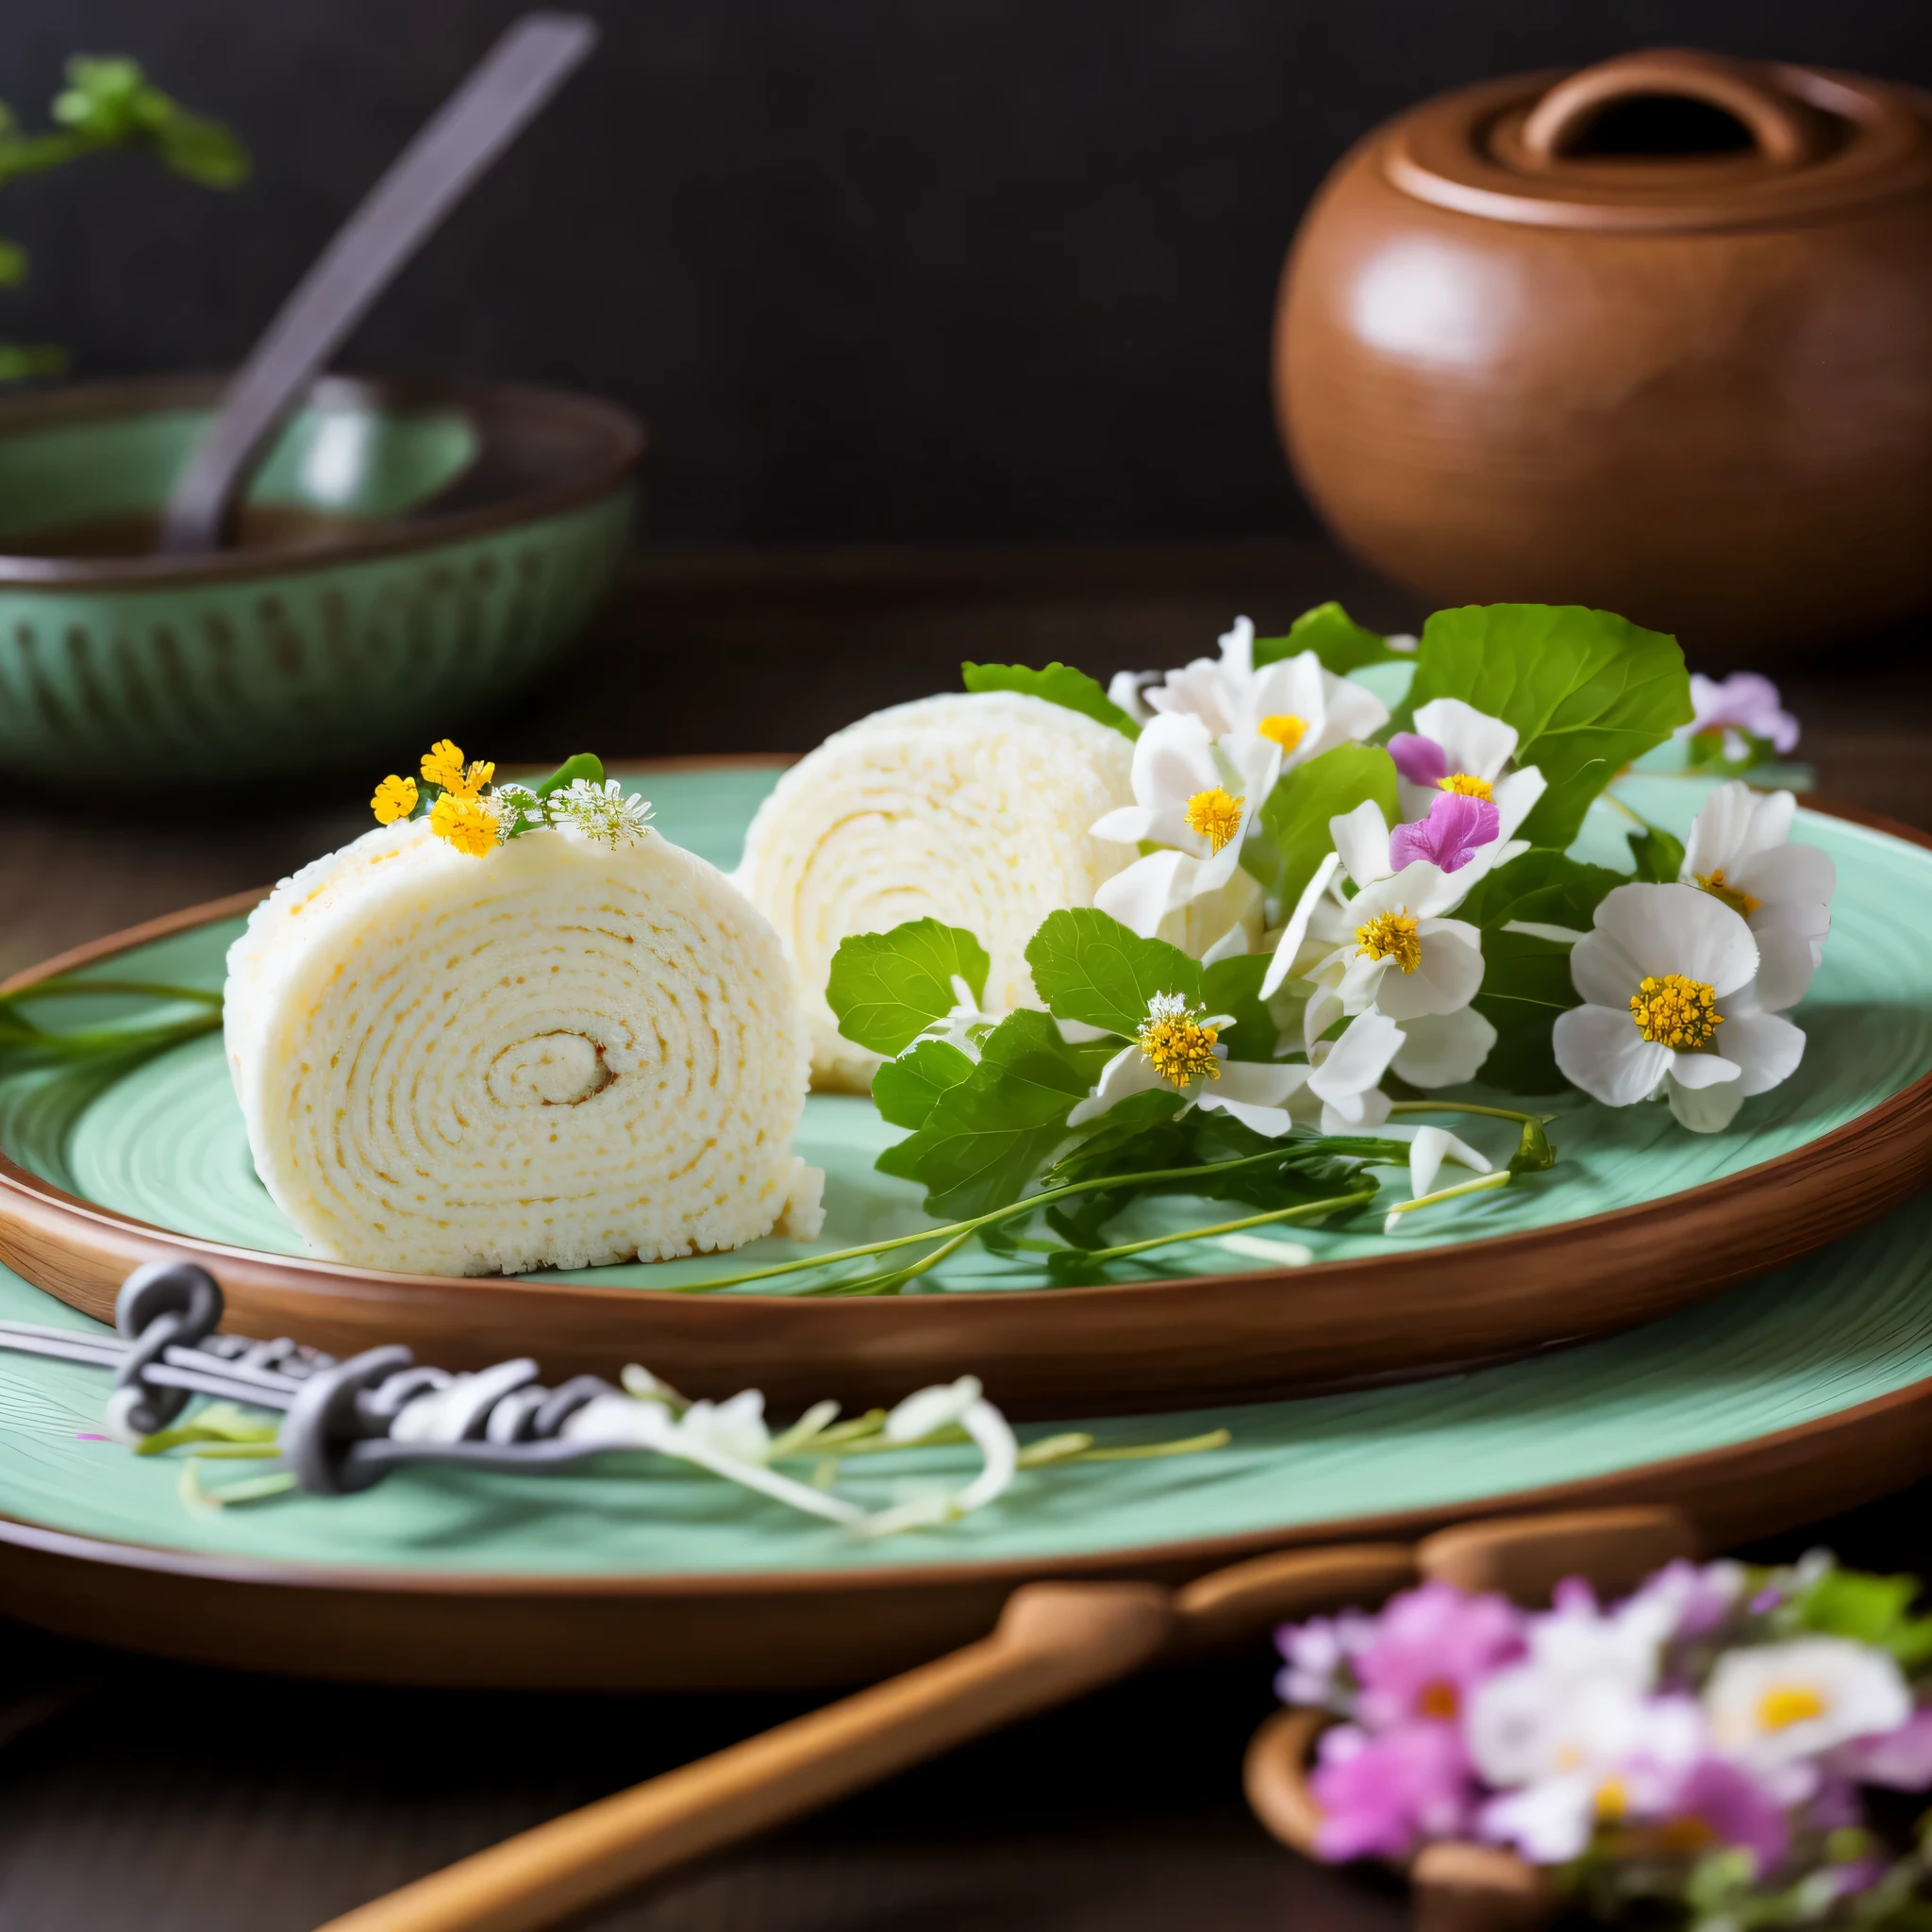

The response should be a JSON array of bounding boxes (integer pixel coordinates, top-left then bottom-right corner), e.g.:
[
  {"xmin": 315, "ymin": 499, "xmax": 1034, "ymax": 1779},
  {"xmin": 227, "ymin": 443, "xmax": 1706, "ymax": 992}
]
[{"xmin": 0, "ymin": 767, "xmax": 1927, "ymax": 1413}]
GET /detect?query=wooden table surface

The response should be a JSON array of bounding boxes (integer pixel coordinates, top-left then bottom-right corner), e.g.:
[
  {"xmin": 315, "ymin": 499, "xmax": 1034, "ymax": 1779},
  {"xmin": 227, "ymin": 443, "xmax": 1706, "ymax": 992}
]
[{"xmin": 2, "ymin": 541, "xmax": 1929, "ymax": 1931}]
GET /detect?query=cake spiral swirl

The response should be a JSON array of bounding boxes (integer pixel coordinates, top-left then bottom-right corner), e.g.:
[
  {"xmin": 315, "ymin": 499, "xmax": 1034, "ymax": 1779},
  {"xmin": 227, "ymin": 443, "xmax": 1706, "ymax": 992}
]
[{"xmin": 225, "ymin": 817, "xmax": 817, "ymax": 1276}]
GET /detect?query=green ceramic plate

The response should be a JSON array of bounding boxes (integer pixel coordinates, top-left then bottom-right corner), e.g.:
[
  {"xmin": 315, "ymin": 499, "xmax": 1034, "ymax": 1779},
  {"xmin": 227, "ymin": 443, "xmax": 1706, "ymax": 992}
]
[
  {"xmin": 0, "ymin": 1188, "xmax": 1927, "ymax": 1685},
  {"xmin": 0, "ymin": 766, "xmax": 1928, "ymax": 1421}
]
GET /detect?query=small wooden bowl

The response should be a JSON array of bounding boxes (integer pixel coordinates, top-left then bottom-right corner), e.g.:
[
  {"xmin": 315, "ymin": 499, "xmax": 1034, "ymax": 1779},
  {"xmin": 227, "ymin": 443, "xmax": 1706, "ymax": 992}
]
[
  {"xmin": 0, "ymin": 374, "xmax": 642, "ymax": 785},
  {"xmin": 1241, "ymin": 1507, "xmax": 1699, "ymax": 1929}
]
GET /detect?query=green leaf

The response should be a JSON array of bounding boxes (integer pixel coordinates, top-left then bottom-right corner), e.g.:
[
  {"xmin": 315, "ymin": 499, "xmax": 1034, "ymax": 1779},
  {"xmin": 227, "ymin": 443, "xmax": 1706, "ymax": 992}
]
[
  {"xmin": 1024, "ymin": 908, "xmax": 1200, "ymax": 1039},
  {"xmin": 0, "ymin": 238, "xmax": 27, "ymax": 286},
  {"xmin": 1626, "ymin": 823, "xmax": 1686, "ymax": 884},
  {"xmin": 1686, "ymin": 725, "xmax": 1778, "ymax": 777},
  {"xmin": 1049, "ymin": 1088, "xmax": 1189, "ymax": 1187},
  {"xmin": 1254, "ymin": 601, "xmax": 1401, "ymax": 675},
  {"xmin": 1507, "ymin": 1117, "xmax": 1557, "ymax": 1176},
  {"xmin": 1256, "ymin": 741, "xmax": 1399, "ymax": 908},
  {"xmin": 828, "ymin": 919, "xmax": 991, "ymax": 1057},
  {"xmin": 871, "ymin": 1039, "xmax": 975, "ymax": 1131},
  {"xmin": 1200, "ymin": 951, "xmax": 1279, "ymax": 1062},
  {"xmin": 533, "ymin": 752, "xmax": 605, "ymax": 799},
  {"xmin": 874, "ymin": 1009, "xmax": 1108, "ymax": 1218},
  {"xmin": 0, "ymin": 341, "xmax": 65, "ymax": 382},
  {"xmin": 961, "ymin": 660, "xmax": 1140, "ymax": 739},
  {"xmin": 1407, "ymin": 605, "xmax": 1692, "ymax": 848},
  {"xmin": 1797, "ymin": 1568, "xmax": 1932, "ymax": 1665},
  {"xmin": 1457, "ymin": 849, "xmax": 1624, "ymax": 932},
  {"xmin": 1469, "ymin": 928, "xmax": 1580, "ymax": 1094}
]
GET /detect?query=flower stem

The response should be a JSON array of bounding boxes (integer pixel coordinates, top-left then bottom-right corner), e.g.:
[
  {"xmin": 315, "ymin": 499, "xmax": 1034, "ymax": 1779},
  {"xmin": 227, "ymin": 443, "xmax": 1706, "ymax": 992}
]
[
  {"xmin": 1383, "ymin": 1169, "xmax": 1513, "ymax": 1228},
  {"xmin": 1074, "ymin": 1188, "xmax": 1377, "ymax": 1266},
  {"xmin": 658, "ymin": 1143, "xmax": 1361, "ymax": 1295},
  {"xmin": 1386, "ymin": 1100, "xmax": 1550, "ymax": 1126},
  {"xmin": 0, "ymin": 976, "xmax": 224, "ymax": 1008}
]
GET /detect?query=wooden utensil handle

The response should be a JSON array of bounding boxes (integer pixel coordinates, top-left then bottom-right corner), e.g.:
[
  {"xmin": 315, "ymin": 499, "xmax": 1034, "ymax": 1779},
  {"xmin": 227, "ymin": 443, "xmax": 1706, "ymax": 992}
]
[
  {"xmin": 313, "ymin": 1581, "xmax": 1173, "ymax": 1932},
  {"xmin": 1520, "ymin": 48, "xmax": 1825, "ymax": 168}
]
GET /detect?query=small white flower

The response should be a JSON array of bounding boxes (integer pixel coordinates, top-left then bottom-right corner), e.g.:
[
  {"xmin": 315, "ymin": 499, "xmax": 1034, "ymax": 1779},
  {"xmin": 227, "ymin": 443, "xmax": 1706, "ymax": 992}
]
[
  {"xmin": 1680, "ymin": 782, "xmax": 1835, "ymax": 1011},
  {"xmin": 491, "ymin": 781, "xmax": 541, "ymax": 841},
  {"xmin": 1406, "ymin": 1124, "xmax": 1491, "ymax": 1201},
  {"xmin": 556, "ymin": 777, "xmax": 655, "ymax": 848},
  {"xmin": 1475, "ymin": 1690, "xmax": 1705, "ymax": 1863},
  {"xmin": 1302, "ymin": 802, "xmax": 1491, "ymax": 1027},
  {"xmin": 1091, "ymin": 714, "xmax": 1278, "ymax": 945},
  {"xmin": 884, "ymin": 1376, "xmax": 983, "ymax": 1441},
  {"xmin": 1067, "ymin": 991, "xmax": 1311, "ymax": 1138},
  {"xmin": 1143, "ymin": 616, "xmax": 1390, "ymax": 771},
  {"xmin": 1106, "ymin": 668, "xmax": 1160, "ymax": 724},
  {"xmin": 1706, "ymin": 1638, "xmax": 1910, "ymax": 1786},
  {"xmin": 1390, "ymin": 698, "xmax": 1547, "ymax": 841},
  {"xmin": 1388, "ymin": 1008, "xmax": 1499, "ymax": 1090},
  {"xmin": 1553, "ymin": 882, "xmax": 1805, "ymax": 1133},
  {"xmin": 1279, "ymin": 1008, "xmax": 1404, "ymax": 1135}
]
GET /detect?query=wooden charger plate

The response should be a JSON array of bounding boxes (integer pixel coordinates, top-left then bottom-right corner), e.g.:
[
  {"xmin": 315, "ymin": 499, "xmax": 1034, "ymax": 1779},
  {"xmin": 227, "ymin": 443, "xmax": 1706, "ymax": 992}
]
[
  {"xmin": 1, "ymin": 1187, "xmax": 1930, "ymax": 1689},
  {"xmin": 0, "ymin": 767, "xmax": 1928, "ymax": 1416}
]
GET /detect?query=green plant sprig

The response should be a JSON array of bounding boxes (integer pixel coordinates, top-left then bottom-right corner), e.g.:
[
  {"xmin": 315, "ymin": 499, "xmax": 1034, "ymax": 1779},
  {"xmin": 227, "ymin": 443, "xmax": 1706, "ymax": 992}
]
[
  {"xmin": 0, "ymin": 974, "xmax": 222, "ymax": 1078},
  {"xmin": 1, "ymin": 57, "xmax": 249, "ymax": 381}
]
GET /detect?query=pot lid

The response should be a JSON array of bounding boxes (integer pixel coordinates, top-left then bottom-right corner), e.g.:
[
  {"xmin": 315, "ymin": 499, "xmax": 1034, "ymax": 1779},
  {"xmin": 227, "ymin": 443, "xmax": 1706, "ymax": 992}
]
[{"xmin": 1383, "ymin": 48, "xmax": 1932, "ymax": 231}]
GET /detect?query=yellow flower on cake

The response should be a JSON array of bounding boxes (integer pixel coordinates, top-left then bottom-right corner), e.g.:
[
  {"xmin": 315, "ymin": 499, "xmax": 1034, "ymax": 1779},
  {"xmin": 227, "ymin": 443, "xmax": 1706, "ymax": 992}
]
[
  {"xmin": 420, "ymin": 739, "xmax": 469, "ymax": 791},
  {"xmin": 428, "ymin": 791, "xmax": 501, "ymax": 858},
  {"xmin": 370, "ymin": 774, "xmax": 418, "ymax": 824}
]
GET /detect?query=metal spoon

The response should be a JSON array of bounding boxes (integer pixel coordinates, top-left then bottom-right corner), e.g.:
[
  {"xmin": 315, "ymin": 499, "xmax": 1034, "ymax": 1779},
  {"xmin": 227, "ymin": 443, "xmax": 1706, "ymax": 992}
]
[{"xmin": 158, "ymin": 11, "xmax": 597, "ymax": 555}]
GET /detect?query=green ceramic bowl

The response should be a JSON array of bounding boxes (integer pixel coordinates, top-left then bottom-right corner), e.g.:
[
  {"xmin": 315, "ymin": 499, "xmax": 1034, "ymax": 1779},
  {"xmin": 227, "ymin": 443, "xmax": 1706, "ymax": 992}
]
[{"xmin": 0, "ymin": 374, "xmax": 641, "ymax": 783}]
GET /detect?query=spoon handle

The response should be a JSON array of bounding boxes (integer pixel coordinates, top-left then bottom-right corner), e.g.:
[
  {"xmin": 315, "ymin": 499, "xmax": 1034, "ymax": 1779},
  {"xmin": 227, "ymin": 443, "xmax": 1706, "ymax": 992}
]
[
  {"xmin": 158, "ymin": 12, "xmax": 597, "ymax": 555},
  {"xmin": 311, "ymin": 1582, "xmax": 1174, "ymax": 1932}
]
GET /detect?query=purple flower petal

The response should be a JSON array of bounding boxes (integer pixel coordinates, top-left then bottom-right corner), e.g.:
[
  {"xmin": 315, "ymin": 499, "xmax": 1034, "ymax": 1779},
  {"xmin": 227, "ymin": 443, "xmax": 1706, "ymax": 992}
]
[
  {"xmin": 1389, "ymin": 732, "xmax": 1451, "ymax": 786},
  {"xmin": 1667, "ymin": 1757, "xmax": 1790, "ymax": 1873},
  {"xmin": 1310, "ymin": 1721, "xmax": 1475, "ymax": 1861},
  {"xmin": 1685, "ymin": 673, "xmax": 1801, "ymax": 754},
  {"xmin": 1831, "ymin": 1706, "xmax": 1932, "ymax": 1790},
  {"xmin": 1389, "ymin": 791, "xmax": 1500, "ymax": 874}
]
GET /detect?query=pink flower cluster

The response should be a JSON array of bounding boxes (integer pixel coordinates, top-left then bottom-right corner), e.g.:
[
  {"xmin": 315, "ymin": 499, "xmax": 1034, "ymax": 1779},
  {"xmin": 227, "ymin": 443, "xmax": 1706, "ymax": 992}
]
[{"xmin": 1275, "ymin": 1558, "xmax": 1932, "ymax": 1894}]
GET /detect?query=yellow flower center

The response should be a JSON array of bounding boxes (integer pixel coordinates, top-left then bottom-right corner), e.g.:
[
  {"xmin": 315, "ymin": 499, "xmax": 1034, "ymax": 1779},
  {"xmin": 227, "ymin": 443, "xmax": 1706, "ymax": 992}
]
[
  {"xmin": 370, "ymin": 774, "xmax": 418, "ymax": 824},
  {"xmin": 1414, "ymin": 1681, "xmax": 1459, "ymax": 1722},
  {"xmin": 429, "ymin": 791, "xmax": 500, "ymax": 858},
  {"xmin": 1593, "ymin": 1777, "xmax": 1628, "ymax": 1824},
  {"xmin": 1693, "ymin": 867, "xmax": 1762, "ymax": 919},
  {"xmin": 1757, "ymin": 1685, "xmax": 1827, "ymax": 1732},
  {"xmin": 1184, "ymin": 787, "xmax": 1244, "ymax": 854},
  {"xmin": 1628, "ymin": 974, "xmax": 1724, "ymax": 1050},
  {"xmin": 1257, "ymin": 713, "xmax": 1307, "ymax": 755},
  {"xmin": 1137, "ymin": 1000, "xmax": 1223, "ymax": 1089},
  {"xmin": 1438, "ymin": 772, "xmax": 1493, "ymax": 801},
  {"xmin": 1356, "ymin": 909, "xmax": 1422, "ymax": 974}
]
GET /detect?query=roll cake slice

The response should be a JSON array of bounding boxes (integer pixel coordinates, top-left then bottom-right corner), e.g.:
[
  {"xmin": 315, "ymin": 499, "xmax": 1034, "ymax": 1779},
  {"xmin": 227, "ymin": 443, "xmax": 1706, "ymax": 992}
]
[
  {"xmin": 225, "ymin": 815, "xmax": 818, "ymax": 1276},
  {"xmin": 734, "ymin": 691, "xmax": 1138, "ymax": 1091}
]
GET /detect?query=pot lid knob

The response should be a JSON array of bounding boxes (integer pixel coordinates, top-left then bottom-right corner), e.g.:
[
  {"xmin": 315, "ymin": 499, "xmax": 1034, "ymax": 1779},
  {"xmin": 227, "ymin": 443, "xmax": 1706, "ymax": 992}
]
[{"xmin": 1519, "ymin": 47, "xmax": 1828, "ymax": 171}]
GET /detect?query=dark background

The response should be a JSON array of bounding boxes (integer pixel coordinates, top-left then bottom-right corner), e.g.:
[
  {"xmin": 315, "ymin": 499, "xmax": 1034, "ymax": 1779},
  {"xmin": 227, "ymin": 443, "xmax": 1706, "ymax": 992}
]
[{"xmin": 2, "ymin": 1, "xmax": 1930, "ymax": 548}]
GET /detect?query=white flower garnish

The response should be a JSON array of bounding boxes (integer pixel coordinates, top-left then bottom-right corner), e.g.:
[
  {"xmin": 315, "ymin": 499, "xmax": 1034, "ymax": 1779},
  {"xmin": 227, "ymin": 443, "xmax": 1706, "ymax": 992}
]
[
  {"xmin": 1680, "ymin": 782, "xmax": 1835, "ymax": 1011},
  {"xmin": 1143, "ymin": 616, "xmax": 1389, "ymax": 770},
  {"xmin": 1705, "ymin": 1638, "xmax": 1909, "ymax": 1802},
  {"xmin": 555, "ymin": 777, "xmax": 655, "ymax": 848},
  {"xmin": 1552, "ymin": 881, "xmax": 1805, "ymax": 1132}
]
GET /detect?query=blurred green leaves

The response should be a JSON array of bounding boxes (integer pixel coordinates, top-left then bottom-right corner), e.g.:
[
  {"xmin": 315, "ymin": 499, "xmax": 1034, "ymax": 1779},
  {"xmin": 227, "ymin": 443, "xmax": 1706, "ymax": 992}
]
[{"xmin": 2, "ymin": 55, "xmax": 250, "ymax": 379}]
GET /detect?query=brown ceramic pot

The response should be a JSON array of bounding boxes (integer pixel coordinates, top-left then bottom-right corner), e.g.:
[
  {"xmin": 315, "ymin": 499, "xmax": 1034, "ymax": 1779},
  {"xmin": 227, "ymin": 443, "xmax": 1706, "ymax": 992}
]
[{"xmin": 1274, "ymin": 49, "xmax": 1932, "ymax": 658}]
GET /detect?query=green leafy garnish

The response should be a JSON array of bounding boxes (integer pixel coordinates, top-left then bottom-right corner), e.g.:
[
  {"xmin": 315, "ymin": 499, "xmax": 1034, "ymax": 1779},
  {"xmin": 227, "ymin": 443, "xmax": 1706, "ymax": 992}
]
[
  {"xmin": 1254, "ymin": 601, "xmax": 1402, "ymax": 675},
  {"xmin": 1405, "ymin": 605, "xmax": 1692, "ymax": 849},
  {"xmin": 1024, "ymin": 909, "xmax": 1200, "ymax": 1039},
  {"xmin": 961, "ymin": 660, "xmax": 1140, "ymax": 739},
  {"xmin": 870, "ymin": 1038, "xmax": 975, "ymax": 1130},
  {"xmin": 1200, "ymin": 952, "xmax": 1279, "ymax": 1062},
  {"xmin": 1625, "ymin": 822, "xmax": 1687, "ymax": 884},
  {"xmin": 827, "ymin": 919, "xmax": 991, "ymax": 1057},
  {"xmin": 1467, "ymin": 929, "xmax": 1581, "ymax": 1094},
  {"xmin": 874, "ymin": 1009, "xmax": 1109, "ymax": 1218},
  {"xmin": 1256, "ymin": 742, "xmax": 1400, "ymax": 908},
  {"xmin": 1, "ymin": 57, "xmax": 249, "ymax": 380},
  {"xmin": 1457, "ymin": 849, "xmax": 1623, "ymax": 932},
  {"xmin": 1796, "ymin": 1568, "xmax": 1932, "ymax": 1667}
]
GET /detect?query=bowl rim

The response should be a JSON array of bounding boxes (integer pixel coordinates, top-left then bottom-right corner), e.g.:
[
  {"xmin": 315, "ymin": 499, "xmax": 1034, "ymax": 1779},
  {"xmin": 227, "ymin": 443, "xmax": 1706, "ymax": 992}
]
[{"xmin": 0, "ymin": 372, "xmax": 645, "ymax": 590}]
